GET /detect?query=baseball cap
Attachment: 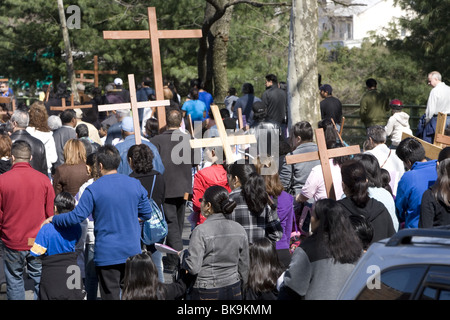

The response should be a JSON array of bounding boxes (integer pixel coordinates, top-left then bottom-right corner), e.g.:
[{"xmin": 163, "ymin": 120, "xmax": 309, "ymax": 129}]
[
  {"xmin": 390, "ymin": 99, "xmax": 403, "ymax": 110},
  {"xmin": 114, "ymin": 78, "xmax": 123, "ymax": 86},
  {"xmin": 319, "ymin": 84, "xmax": 332, "ymax": 94},
  {"xmin": 252, "ymin": 101, "xmax": 267, "ymax": 114},
  {"xmin": 120, "ymin": 116, "xmax": 134, "ymax": 132}
]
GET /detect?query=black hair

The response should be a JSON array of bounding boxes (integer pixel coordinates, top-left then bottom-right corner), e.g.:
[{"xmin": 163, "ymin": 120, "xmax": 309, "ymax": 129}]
[
  {"xmin": 292, "ymin": 121, "xmax": 314, "ymax": 142},
  {"xmin": 203, "ymin": 185, "xmax": 236, "ymax": 214},
  {"xmin": 11, "ymin": 140, "xmax": 31, "ymax": 161},
  {"xmin": 189, "ymin": 87, "xmax": 199, "ymax": 100},
  {"xmin": 96, "ymin": 145, "xmax": 121, "ymax": 171},
  {"xmin": 227, "ymin": 163, "xmax": 268, "ymax": 214},
  {"xmin": 438, "ymin": 146, "xmax": 450, "ymax": 163},
  {"xmin": 431, "ymin": 158, "xmax": 450, "ymax": 207},
  {"xmin": 348, "ymin": 214, "xmax": 374, "ymax": 251},
  {"xmin": 353, "ymin": 153, "xmax": 382, "ymax": 188},
  {"xmin": 313, "ymin": 199, "xmax": 363, "ymax": 264},
  {"xmin": 265, "ymin": 74, "xmax": 278, "ymax": 83},
  {"xmin": 242, "ymin": 83, "xmax": 254, "ymax": 95},
  {"xmin": 366, "ymin": 78, "xmax": 377, "ymax": 88},
  {"xmin": 60, "ymin": 109, "xmax": 76, "ymax": 124},
  {"xmin": 54, "ymin": 191, "xmax": 76, "ymax": 214},
  {"xmin": 396, "ymin": 137, "xmax": 425, "ymax": 165},
  {"xmin": 128, "ymin": 144, "xmax": 154, "ymax": 174},
  {"xmin": 380, "ymin": 168, "xmax": 393, "ymax": 196},
  {"xmin": 341, "ymin": 160, "xmax": 370, "ymax": 208}
]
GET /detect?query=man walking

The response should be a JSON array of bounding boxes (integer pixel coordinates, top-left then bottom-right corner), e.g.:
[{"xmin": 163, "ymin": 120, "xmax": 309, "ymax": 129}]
[
  {"xmin": 359, "ymin": 78, "xmax": 390, "ymax": 129},
  {"xmin": 262, "ymin": 74, "xmax": 287, "ymax": 127},
  {"xmin": 0, "ymin": 140, "xmax": 55, "ymax": 300}
]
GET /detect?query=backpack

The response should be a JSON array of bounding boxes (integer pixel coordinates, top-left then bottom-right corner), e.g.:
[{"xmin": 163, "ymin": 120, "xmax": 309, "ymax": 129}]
[{"xmin": 141, "ymin": 176, "xmax": 168, "ymax": 245}]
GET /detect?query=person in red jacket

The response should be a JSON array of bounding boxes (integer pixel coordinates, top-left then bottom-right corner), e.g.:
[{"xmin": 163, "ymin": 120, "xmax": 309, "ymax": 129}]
[
  {"xmin": 0, "ymin": 140, "xmax": 55, "ymax": 300},
  {"xmin": 191, "ymin": 147, "xmax": 231, "ymax": 226}
]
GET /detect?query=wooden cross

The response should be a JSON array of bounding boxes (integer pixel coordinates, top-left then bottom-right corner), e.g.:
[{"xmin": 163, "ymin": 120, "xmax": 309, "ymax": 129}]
[
  {"xmin": 189, "ymin": 104, "xmax": 257, "ymax": 164},
  {"xmin": 75, "ymin": 55, "xmax": 118, "ymax": 88},
  {"xmin": 49, "ymin": 94, "xmax": 93, "ymax": 112},
  {"xmin": 400, "ymin": 112, "xmax": 449, "ymax": 160},
  {"xmin": 103, "ymin": 7, "xmax": 202, "ymax": 130},
  {"xmin": 285, "ymin": 128, "xmax": 361, "ymax": 200},
  {"xmin": 98, "ymin": 74, "xmax": 170, "ymax": 145}
]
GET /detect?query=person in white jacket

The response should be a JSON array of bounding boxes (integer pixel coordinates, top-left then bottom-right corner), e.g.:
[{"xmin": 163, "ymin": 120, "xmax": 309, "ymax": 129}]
[
  {"xmin": 26, "ymin": 102, "xmax": 58, "ymax": 177},
  {"xmin": 385, "ymin": 99, "xmax": 412, "ymax": 147}
]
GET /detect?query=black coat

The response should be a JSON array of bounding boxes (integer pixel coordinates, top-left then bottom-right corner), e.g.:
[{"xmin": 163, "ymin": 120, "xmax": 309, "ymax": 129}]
[
  {"xmin": 419, "ymin": 188, "xmax": 450, "ymax": 228},
  {"xmin": 10, "ymin": 129, "xmax": 48, "ymax": 176},
  {"xmin": 150, "ymin": 129, "xmax": 198, "ymax": 199}
]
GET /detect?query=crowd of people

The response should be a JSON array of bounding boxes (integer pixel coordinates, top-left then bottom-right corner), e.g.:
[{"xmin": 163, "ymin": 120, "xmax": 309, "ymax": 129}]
[{"xmin": 0, "ymin": 70, "xmax": 449, "ymax": 301}]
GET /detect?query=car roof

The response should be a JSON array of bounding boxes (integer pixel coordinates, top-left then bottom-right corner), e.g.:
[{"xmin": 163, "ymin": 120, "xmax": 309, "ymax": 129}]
[{"xmin": 337, "ymin": 226, "xmax": 450, "ymax": 300}]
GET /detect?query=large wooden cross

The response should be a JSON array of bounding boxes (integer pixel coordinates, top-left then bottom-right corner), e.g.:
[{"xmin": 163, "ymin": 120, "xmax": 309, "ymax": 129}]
[
  {"xmin": 285, "ymin": 128, "xmax": 361, "ymax": 200},
  {"xmin": 75, "ymin": 55, "xmax": 118, "ymax": 88},
  {"xmin": 98, "ymin": 74, "xmax": 170, "ymax": 145},
  {"xmin": 103, "ymin": 7, "xmax": 202, "ymax": 130},
  {"xmin": 189, "ymin": 104, "xmax": 257, "ymax": 164},
  {"xmin": 49, "ymin": 94, "xmax": 94, "ymax": 112},
  {"xmin": 400, "ymin": 112, "xmax": 449, "ymax": 160}
]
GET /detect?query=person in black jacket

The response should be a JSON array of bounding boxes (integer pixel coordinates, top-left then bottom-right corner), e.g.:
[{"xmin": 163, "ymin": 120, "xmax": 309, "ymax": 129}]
[
  {"xmin": 338, "ymin": 159, "xmax": 395, "ymax": 244},
  {"xmin": 262, "ymin": 74, "xmax": 287, "ymax": 127},
  {"xmin": 419, "ymin": 158, "xmax": 450, "ymax": 228},
  {"xmin": 9, "ymin": 109, "xmax": 48, "ymax": 176}
]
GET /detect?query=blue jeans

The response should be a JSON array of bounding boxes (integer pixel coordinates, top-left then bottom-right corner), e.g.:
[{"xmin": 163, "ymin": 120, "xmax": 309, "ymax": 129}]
[
  {"xmin": 2, "ymin": 244, "xmax": 42, "ymax": 300},
  {"xmin": 84, "ymin": 243, "xmax": 98, "ymax": 300},
  {"xmin": 150, "ymin": 249, "xmax": 164, "ymax": 283}
]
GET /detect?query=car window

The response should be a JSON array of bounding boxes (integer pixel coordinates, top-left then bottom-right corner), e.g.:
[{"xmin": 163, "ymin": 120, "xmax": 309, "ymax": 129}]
[
  {"xmin": 356, "ymin": 265, "xmax": 427, "ymax": 300},
  {"xmin": 419, "ymin": 265, "xmax": 450, "ymax": 300}
]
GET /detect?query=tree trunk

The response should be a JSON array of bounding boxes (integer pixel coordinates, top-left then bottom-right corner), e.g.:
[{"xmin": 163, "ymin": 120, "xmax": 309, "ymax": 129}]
[
  {"xmin": 57, "ymin": 0, "xmax": 79, "ymax": 103},
  {"xmin": 287, "ymin": 0, "xmax": 320, "ymax": 129},
  {"xmin": 210, "ymin": 5, "xmax": 233, "ymax": 103}
]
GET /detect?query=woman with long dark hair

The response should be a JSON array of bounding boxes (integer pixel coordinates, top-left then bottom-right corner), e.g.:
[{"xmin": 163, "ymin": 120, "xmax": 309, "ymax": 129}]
[
  {"xmin": 226, "ymin": 162, "xmax": 283, "ymax": 244},
  {"xmin": 279, "ymin": 199, "xmax": 363, "ymax": 300},
  {"xmin": 182, "ymin": 185, "xmax": 249, "ymax": 300},
  {"xmin": 338, "ymin": 160, "xmax": 395, "ymax": 243},
  {"xmin": 244, "ymin": 238, "xmax": 284, "ymax": 300},
  {"xmin": 419, "ymin": 158, "xmax": 450, "ymax": 228}
]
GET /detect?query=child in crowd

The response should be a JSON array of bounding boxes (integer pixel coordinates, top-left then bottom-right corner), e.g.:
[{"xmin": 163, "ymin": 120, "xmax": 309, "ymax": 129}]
[
  {"xmin": 31, "ymin": 192, "xmax": 84, "ymax": 300},
  {"xmin": 385, "ymin": 99, "xmax": 412, "ymax": 148}
]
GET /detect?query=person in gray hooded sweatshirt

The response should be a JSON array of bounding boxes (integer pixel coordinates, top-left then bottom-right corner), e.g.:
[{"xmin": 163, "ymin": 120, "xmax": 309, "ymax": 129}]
[
  {"xmin": 278, "ymin": 198, "xmax": 363, "ymax": 300},
  {"xmin": 384, "ymin": 99, "xmax": 412, "ymax": 148}
]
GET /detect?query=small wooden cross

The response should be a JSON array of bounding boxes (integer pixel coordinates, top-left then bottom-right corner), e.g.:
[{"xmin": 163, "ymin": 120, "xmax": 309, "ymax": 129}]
[
  {"xmin": 49, "ymin": 94, "xmax": 93, "ymax": 112},
  {"xmin": 75, "ymin": 55, "xmax": 118, "ymax": 88},
  {"xmin": 189, "ymin": 104, "xmax": 257, "ymax": 164},
  {"xmin": 98, "ymin": 74, "xmax": 170, "ymax": 145},
  {"xmin": 285, "ymin": 128, "xmax": 360, "ymax": 200},
  {"xmin": 103, "ymin": 7, "xmax": 202, "ymax": 130},
  {"xmin": 433, "ymin": 112, "xmax": 449, "ymax": 148}
]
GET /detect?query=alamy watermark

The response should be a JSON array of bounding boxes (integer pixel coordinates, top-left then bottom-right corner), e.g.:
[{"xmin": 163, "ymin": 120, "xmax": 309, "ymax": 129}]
[
  {"xmin": 66, "ymin": 5, "xmax": 81, "ymax": 29},
  {"xmin": 366, "ymin": 265, "xmax": 381, "ymax": 290}
]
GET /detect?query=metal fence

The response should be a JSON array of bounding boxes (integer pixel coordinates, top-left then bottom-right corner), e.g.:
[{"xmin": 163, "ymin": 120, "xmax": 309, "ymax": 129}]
[{"xmin": 340, "ymin": 104, "xmax": 426, "ymax": 147}]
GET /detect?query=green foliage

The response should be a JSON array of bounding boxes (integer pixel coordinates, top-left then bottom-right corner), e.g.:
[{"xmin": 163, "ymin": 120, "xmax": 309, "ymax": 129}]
[{"xmin": 318, "ymin": 41, "xmax": 429, "ymax": 105}]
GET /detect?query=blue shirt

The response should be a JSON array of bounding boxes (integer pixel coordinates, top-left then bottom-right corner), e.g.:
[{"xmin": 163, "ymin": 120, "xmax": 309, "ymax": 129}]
[
  {"xmin": 395, "ymin": 160, "xmax": 438, "ymax": 228},
  {"xmin": 52, "ymin": 173, "xmax": 153, "ymax": 266},
  {"xmin": 115, "ymin": 135, "xmax": 165, "ymax": 175},
  {"xmin": 199, "ymin": 91, "xmax": 214, "ymax": 119},
  {"xmin": 31, "ymin": 222, "xmax": 81, "ymax": 257},
  {"xmin": 182, "ymin": 99, "xmax": 206, "ymax": 122}
]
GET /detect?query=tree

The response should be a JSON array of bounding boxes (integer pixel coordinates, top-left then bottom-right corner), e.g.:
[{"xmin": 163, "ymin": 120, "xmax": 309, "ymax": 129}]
[
  {"xmin": 384, "ymin": 0, "xmax": 450, "ymax": 81},
  {"xmin": 287, "ymin": 0, "xmax": 320, "ymax": 128}
]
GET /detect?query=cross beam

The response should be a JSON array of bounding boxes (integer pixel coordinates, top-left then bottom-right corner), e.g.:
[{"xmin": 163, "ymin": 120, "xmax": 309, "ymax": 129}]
[
  {"xmin": 98, "ymin": 74, "xmax": 170, "ymax": 145},
  {"xmin": 103, "ymin": 7, "xmax": 202, "ymax": 130},
  {"xmin": 285, "ymin": 128, "xmax": 360, "ymax": 199},
  {"xmin": 75, "ymin": 55, "xmax": 118, "ymax": 88},
  {"xmin": 49, "ymin": 94, "xmax": 93, "ymax": 111},
  {"xmin": 189, "ymin": 104, "xmax": 256, "ymax": 164}
]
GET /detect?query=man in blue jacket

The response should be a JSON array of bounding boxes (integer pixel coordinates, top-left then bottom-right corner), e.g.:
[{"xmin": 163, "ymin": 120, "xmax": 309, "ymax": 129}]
[
  {"xmin": 42, "ymin": 145, "xmax": 153, "ymax": 300},
  {"xmin": 395, "ymin": 137, "xmax": 438, "ymax": 228}
]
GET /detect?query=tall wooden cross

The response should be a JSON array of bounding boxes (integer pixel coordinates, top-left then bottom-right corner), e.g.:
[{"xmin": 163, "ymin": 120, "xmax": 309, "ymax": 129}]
[
  {"xmin": 75, "ymin": 55, "xmax": 118, "ymax": 88},
  {"xmin": 103, "ymin": 7, "xmax": 202, "ymax": 130},
  {"xmin": 285, "ymin": 128, "xmax": 361, "ymax": 200},
  {"xmin": 49, "ymin": 94, "xmax": 94, "ymax": 112},
  {"xmin": 98, "ymin": 74, "xmax": 170, "ymax": 145},
  {"xmin": 189, "ymin": 104, "xmax": 257, "ymax": 164}
]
